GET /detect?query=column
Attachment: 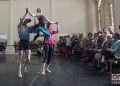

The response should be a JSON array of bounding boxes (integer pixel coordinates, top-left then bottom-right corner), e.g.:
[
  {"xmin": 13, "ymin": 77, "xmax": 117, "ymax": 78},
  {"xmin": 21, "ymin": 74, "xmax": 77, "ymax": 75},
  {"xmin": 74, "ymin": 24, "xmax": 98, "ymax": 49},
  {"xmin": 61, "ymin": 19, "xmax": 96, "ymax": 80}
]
[
  {"xmin": 6, "ymin": 0, "xmax": 15, "ymax": 54},
  {"xmin": 87, "ymin": 0, "xmax": 97, "ymax": 33},
  {"xmin": 112, "ymin": 0, "xmax": 120, "ymax": 32}
]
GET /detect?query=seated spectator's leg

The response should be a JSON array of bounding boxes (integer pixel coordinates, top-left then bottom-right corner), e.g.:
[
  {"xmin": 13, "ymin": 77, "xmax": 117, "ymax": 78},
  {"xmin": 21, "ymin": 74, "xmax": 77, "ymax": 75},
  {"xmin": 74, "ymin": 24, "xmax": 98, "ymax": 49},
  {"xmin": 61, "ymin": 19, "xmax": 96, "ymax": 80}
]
[
  {"xmin": 94, "ymin": 53, "xmax": 102, "ymax": 69},
  {"xmin": 101, "ymin": 50, "xmax": 115, "ymax": 72},
  {"xmin": 85, "ymin": 50, "xmax": 95, "ymax": 63}
]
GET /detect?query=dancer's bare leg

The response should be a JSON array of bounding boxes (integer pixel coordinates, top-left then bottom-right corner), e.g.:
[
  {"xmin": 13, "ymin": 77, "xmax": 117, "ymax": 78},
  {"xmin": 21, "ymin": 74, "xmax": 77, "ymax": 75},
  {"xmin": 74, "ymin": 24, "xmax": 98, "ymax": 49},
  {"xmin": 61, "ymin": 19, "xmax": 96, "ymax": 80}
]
[{"xmin": 18, "ymin": 50, "xmax": 23, "ymax": 78}]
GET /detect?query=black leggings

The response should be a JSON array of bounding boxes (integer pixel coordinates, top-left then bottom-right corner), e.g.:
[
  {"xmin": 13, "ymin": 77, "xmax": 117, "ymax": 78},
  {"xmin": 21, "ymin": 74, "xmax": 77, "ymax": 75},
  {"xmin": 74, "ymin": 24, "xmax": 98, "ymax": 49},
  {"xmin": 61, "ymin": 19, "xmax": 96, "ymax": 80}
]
[
  {"xmin": 43, "ymin": 44, "xmax": 54, "ymax": 65},
  {"xmin": 101, "ymin": 50, "xmax": 115, "ymax": 60}
]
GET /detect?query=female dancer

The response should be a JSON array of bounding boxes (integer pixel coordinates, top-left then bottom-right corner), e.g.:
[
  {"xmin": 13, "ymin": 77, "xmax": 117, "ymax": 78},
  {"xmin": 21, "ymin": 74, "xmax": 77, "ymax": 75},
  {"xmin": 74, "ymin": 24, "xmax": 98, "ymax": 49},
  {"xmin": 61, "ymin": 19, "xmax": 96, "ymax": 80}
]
[
  {"xmin": 27, "ymin": 8, "xmax": 57, "ymax": 37},
  {"xmin": 33, "ymin": 22, "xmax": 59, "ymax": 75}
]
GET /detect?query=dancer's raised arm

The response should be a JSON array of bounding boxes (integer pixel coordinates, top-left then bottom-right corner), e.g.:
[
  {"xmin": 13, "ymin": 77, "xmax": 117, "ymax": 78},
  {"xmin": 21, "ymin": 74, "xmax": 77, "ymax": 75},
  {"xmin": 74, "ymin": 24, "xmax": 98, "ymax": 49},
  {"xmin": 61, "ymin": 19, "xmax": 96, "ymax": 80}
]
[
  {"xmin": 18, "ymin": 9, "xmax": 28, "ymax": 28},
  {"xmin": 27, "ymin": 8, "xmax": 36, "ymax": 17}
]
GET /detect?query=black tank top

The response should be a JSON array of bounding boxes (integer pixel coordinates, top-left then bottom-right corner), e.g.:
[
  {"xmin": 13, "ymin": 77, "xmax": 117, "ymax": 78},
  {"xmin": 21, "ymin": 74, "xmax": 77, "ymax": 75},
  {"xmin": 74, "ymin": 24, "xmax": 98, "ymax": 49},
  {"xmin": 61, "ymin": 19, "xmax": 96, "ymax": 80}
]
[{"xmin": 37, "ymin": 15, "xmax": 46, "ymax": 28}]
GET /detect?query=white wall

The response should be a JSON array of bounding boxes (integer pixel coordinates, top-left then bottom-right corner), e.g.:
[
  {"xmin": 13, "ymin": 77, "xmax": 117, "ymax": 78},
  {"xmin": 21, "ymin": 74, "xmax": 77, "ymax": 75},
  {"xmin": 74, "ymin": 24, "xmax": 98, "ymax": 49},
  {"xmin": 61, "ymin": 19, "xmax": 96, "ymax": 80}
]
[
  {"xmin": 0, "ymin": 1, "xmax": 9, "ymax": 36},
  {"xmin": 0, "ymin": 0, "xmax": 97, "ymax": 43},
  {"xmin": 86, "ymin": 0, "xmax": 97, "ymax": 33},
  {"xmin": 112, "ymin": 0, "xmax": 120, "ymax": 32},
  {"xmin": 53, "ymin": 0, "xmax": 87, "ymax": 35}
]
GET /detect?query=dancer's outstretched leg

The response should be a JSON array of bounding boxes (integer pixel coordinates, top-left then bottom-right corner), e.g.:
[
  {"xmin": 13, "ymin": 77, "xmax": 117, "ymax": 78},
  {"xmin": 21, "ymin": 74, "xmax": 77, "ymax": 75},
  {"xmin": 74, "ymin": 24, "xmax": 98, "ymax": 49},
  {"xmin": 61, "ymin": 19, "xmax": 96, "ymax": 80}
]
[{"xmin": 29, "ymin": 26, "xmax": 50, "ymax": 38}]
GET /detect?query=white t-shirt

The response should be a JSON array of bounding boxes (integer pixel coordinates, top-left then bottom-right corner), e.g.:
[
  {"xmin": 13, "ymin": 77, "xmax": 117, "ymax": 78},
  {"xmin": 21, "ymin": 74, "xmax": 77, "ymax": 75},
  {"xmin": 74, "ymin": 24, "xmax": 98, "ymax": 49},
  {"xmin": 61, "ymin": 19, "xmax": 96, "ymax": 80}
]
[{"xmin": 66, "ymin": 37, "xmax": 71, "ymax": 46}]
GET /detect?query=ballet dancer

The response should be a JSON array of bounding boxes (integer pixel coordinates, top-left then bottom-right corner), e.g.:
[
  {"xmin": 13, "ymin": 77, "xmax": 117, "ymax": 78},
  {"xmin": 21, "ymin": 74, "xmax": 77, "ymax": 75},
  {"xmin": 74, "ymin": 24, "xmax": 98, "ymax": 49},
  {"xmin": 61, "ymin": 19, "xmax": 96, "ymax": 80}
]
[{"xmin": 33, "ymin": 22, "xmax": 59, "ymax": 75}]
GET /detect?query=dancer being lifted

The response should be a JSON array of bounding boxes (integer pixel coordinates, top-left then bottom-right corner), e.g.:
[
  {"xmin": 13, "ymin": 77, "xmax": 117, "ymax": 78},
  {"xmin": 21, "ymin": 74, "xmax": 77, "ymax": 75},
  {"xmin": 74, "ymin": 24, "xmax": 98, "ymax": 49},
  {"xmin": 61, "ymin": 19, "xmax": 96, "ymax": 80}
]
[
  {"xmin": 27, "ymin": 8, "xmax": 57, "ymax": 37},
  {"xmin": 33, "ymin": 22, "xmax": 59, "ymax": 75}
]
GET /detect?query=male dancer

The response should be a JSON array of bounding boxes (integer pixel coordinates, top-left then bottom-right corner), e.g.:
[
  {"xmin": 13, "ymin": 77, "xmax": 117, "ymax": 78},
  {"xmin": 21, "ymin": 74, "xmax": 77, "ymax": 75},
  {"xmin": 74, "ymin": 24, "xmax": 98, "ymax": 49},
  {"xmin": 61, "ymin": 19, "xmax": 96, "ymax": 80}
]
[
  {"xmin": 17, "ymin": 8, "xmax": 51, "ymax": 78},
  {"xmin": 18, "ymin": 9, "xmax": 31, "ymax": 78}
]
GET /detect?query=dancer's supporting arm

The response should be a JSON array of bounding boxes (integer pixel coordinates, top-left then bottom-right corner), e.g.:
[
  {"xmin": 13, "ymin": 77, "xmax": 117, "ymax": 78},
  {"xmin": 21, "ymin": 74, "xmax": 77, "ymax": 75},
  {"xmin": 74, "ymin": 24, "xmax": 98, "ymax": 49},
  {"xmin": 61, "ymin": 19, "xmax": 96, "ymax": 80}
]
[
  {"xmin": 18, "ymin": 9, "xmax": 28, "ymax": 28},
  {"xmin": 55, "ymin": 23, "xmax": 59, "ymax": 33},
  {"xmin": 27, "ymin": 8, "xmax": 39, "ymax": 24},
  {"xmin": 27, "ymin": 8, "xmax": 36, "ymax": 17},
  {"xmin": 45, "ymin": 18, "xmax": 58, "ymax": 25},
  {"xmin": 51, "ymin": 22, "xmax": 59, "ymax": 34}
]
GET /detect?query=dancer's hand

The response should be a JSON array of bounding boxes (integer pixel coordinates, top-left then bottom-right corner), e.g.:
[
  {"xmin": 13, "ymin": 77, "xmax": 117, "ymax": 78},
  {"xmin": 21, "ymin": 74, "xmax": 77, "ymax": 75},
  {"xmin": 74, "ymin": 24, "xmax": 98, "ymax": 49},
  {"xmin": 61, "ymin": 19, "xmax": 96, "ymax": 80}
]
[
  {"xmin": 55, "ymin": 21, "xmax": 59, "ymax": 24},
  {"xmin": 26, "ymin": 8, "xmax": 29, "ymax": 13}
]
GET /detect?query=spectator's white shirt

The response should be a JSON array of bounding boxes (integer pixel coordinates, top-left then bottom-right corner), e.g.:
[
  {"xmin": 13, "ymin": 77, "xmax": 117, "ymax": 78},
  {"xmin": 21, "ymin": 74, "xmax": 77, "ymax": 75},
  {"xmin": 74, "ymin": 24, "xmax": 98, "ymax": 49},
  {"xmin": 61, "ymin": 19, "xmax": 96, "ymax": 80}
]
[{"xmin": 66, "ymin": 37, "xmax": 71, "ymax": 46}]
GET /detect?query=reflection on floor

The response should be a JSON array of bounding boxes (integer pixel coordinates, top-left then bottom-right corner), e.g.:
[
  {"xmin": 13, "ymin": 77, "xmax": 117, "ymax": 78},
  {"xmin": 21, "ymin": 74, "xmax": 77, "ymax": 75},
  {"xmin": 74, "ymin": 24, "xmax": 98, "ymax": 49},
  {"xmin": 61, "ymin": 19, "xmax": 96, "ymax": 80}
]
[{"xmin": 0, "ymin": 55, "xmax": 109, "ymax": 86}]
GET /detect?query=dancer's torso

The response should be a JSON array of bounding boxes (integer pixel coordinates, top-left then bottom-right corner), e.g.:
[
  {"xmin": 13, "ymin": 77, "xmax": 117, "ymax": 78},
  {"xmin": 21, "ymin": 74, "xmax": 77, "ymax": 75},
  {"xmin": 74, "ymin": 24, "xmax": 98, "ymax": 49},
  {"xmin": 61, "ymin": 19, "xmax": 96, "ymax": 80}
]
[
  {"xmin": 18, "ymin": 25, "xmax": 30, "ymax": 41},
  {"xmin": 36, "ymin": 15, "xmax": 46, "ymax": 28},
  {"xmin": 44, "ymin": 28, "xmax": 56, "ymax": 45}
]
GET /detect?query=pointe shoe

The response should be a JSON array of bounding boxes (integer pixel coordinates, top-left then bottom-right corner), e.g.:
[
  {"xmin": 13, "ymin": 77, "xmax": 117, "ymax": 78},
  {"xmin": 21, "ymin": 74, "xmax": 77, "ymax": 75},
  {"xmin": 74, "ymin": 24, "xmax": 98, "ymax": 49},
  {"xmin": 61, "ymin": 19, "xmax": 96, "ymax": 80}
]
[
  {"xmin": 18, "ymin": 73, "xmax": 22, "ymax": 78},
  {"xmin": 46, "ymin": 65, "xmax": 51, "ymax": 73},
  {"xmin": 41, "ymin": 71, "xmax": 46, "ymax": 75},
  {"xmin": 46, "ymin": 68, "xmax": 51, "ymax": 73}
]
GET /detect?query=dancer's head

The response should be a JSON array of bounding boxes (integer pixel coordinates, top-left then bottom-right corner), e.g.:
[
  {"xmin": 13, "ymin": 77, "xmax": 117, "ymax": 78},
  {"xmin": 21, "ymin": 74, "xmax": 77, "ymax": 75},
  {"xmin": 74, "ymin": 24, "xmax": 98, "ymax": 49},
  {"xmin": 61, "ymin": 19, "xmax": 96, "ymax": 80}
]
[
  {"xmin": 87, "ymin": 32, "xmax": 93, "ymax": 39},
  {"xmin": 36, "ymin": 8, "xmax": 41, "ymax": 13},
  {"xmin": 113, "ymin": 32, "xmax": 120, "ymax": 40},
  {"xmin": 23, "ymin": 18, "xmax": 31, "ymax": 25},
  {"xmin": 47, "ymin": 22, "xmax": 51, "ymax": 29}
]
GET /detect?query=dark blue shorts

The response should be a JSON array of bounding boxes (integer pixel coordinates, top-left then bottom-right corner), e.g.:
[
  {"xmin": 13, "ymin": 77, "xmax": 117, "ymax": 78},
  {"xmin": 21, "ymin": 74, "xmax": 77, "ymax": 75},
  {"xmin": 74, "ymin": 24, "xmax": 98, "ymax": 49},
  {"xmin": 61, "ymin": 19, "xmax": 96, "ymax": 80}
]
[{"xmin": 19, "ymin": 40, "xmax": 30, "ymax": 50}]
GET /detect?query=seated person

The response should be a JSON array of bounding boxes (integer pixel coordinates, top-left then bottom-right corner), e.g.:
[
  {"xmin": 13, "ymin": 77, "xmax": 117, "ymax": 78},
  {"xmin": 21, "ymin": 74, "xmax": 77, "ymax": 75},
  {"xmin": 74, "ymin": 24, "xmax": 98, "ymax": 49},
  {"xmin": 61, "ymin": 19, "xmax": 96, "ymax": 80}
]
[{"xmin": 108, "ymin": 33, "xmax": 120, "ymax": 60}]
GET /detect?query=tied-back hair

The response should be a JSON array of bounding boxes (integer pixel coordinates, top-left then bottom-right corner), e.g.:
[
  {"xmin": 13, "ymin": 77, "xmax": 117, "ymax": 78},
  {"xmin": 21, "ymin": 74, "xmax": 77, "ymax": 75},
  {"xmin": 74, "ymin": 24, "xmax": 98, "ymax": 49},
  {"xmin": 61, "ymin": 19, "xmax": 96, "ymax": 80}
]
[{"xmin": 23, "ymin": 18, "xmax": 31, "ymax": 24}]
